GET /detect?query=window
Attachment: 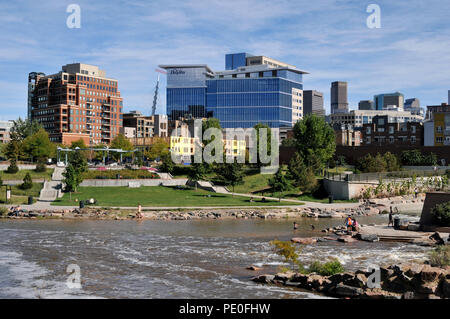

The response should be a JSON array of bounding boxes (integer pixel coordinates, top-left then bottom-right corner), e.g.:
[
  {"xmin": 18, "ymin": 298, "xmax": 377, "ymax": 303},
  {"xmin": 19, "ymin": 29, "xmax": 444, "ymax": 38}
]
[
  {"xmin": 411, "ymin": 126, "xmax": 416, "ymax": 133},
  {"xmin": 366, "ymin": 127, "xmax": 371, "ymax": 134},
  {"xmin": 389, "ymin": 126, "xmax": 394, "ymax": 134}
]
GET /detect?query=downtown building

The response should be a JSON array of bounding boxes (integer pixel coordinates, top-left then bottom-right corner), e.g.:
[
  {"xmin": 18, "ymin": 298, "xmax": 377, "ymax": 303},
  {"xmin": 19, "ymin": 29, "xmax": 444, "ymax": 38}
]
[
  {"xmin": 159, "ymin": 53, "xmax": 308, "ymax": 129},
  {"xmin": 28, "ymin": 63, "xmax": 123, "ymax": 145}
]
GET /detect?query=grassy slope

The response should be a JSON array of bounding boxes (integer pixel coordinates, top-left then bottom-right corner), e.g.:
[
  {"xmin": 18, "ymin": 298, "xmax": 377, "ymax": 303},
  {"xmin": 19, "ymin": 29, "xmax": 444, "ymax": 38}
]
[
  {"xmin": 52, "ymin": 186, "xmax": 298, "ymax": 207},
  {"xmin": 0, "ymin": 168, "xmax": 54, "ymax": 180}
]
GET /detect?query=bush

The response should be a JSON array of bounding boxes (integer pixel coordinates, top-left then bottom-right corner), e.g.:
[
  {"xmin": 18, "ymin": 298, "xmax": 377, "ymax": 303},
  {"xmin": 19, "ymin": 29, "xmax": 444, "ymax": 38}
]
[
  {"xmin": 308, "ymin": 259, "xmax": 345, "ymax": 276},
  {"xmin": 429, "ymin": 246, "xmax": 450, "ymax": 268},
  {"xmin": 270, "ymin": 240, "xmax": 304, "ymax": 272},
  {"xmin": 20, "ymin": 172, "xmax": 33, "ymax": 190},
  {"xmin": 431, "ymin": 201, "xmax": 450, "ymax": 227},
  {"xmin": 82, "ymin": 169, "xmax": 159, "ymax": 180},
  {"xmin": 35, "ymin": 161, "xmax": 46, "ymax": 173},
  {"xmin": 0, "ymin": 207, "xmax": 8, "ymax": 216},
  {"xmin": 355, "ymin": 152, "xmax": 401, "ymax": 173},
  {"xmin": 6, "ymin": 160, "xmax": 19, "ymax": 174},
  {"xmin": 401, "ymin": 150, "xmax": 438, "ymax": 166}
]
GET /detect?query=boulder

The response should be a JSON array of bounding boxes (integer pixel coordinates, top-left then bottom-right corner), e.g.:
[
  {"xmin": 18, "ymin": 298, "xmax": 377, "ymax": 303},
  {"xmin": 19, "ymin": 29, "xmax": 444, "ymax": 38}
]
[
  {"xmin": 331, "ymin": 283, "xmax": 363, "ymax": 298},
  {"xmin": 290, "ymin": 273, "xmax": 309, "ymax": 287},
  {"xmin": 251, "ymin": 274, "xmax": 274, "ymax": 284},
  {"xmin": 420, "ymin": 265, "xmax": 444, "ymax": 282},
  {"xmin": 337, "ymin": 235, "xmax": 357, "ymax": 243},
  {"xmin": 344, "ymin": 273, "xmax": 368, "ymax": 288},
  {"xmin": 291, "ymin": 237, "xmax": 317, "ymax": 245},
  {"xmin": 246, "ymin": 265, "xmax": 262, "ymax": 271},
  {"xmin": 441, "ymin": 278, "xmax": 450, "ymax": 298},
  {"xmin": 306, "ymin": 274, "xmax": 326, "ymax": 291},
  {"xmin": 274, "ymin": 272, "xmax": 295, "ymax": 282},
  {"xmin": 362, "ymin": 289, "xmax": 401, "ymax": 300},
  {"xmin": 328, "ymin": 272, "xmax": 355, "ymax": 286},
  {"xmin": 357, "ymin": 233, "xmax": 379, "ymax": 242}
]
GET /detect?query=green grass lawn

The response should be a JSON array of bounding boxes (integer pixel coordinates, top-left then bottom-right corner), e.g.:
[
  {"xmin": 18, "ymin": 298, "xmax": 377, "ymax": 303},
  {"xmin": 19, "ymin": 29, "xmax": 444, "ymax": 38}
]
[
  {"xmin": 233, "ymin": 173, "xmax": 274, "ymax": 194},
  {"xmin": 0, "ymin": 168, "xmax": 54, "ymax": 181},
  {"xmin": 52, "ymin": 186, "xmax": 298, "ymax": 207},
  {"xmin": 0, "ymin": 183, "xmax": 43, "ymax": 204}
]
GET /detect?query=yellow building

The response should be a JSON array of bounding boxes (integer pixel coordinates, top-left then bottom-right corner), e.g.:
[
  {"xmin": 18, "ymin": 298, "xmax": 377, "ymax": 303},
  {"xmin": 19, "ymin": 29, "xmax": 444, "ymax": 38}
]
[
  {"xmin": 426, "ymin": 104, "xmax": 450, "ymax": 146},
  {"xmin": 170, "ymin": 137, "xmax": 246, "ymax": 158}
]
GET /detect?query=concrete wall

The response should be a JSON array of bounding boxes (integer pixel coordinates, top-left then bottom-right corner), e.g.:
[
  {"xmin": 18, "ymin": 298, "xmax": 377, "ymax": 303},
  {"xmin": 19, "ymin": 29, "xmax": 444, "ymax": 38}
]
[
  {"xmin": 419, "ymin": 192, "xmax": 450, "ymax": 228},
  {"xmin": 79, "ymin": 179, "xmax": 188, "ymax": 187},
  {"xmin": 323, "ymin": 179, "xmax": 379, "ymax": 200}
]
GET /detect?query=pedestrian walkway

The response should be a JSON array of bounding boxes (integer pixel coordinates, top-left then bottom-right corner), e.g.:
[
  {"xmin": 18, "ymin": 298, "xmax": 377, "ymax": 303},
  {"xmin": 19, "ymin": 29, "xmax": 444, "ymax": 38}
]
[{"xmin": 38, "ymin": 167, "xmax": 65, "ymax": 202}]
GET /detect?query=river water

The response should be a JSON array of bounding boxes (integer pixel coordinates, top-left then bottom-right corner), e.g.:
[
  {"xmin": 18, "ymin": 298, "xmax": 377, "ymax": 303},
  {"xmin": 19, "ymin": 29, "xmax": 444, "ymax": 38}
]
[{"xmin": 0, "ymin": 215, "xmax": 430, "ymax": 299}]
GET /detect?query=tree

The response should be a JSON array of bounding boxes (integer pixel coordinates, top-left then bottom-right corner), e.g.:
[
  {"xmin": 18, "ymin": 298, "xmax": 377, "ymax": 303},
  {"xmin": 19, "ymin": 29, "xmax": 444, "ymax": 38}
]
[
  {"xmin": 146, "ymin": 137, "xmax": 169, "ymax": 161},
  {"xmin": 270, "ymin": 240, "xmax": 304, "ymax": 272},
  {"xmin": 431, "ymin": 201, "xmax": 450, "ymax": 227},
  {"xmin": 111, "ymin": 134, "xmax": 134, "ymax": 161},
  {"xmin": 288, "ymin": 152, "xmax": 318, "ymax": 193},
  {"xmin": 4, "ymin": 140, "xmax": 24, "ymax": 160},
  {"xmin": 62, "ymin": 164, "xmax": 82, "ymax": 199},
  {"xmin": 293, "ymin": 114, "xmax": 336, "ymax": 172},
  {"xmin": 188, "ymin": 162, "xmax": 208, "ymax": 190},
  {"xmin": 20, "ymin": 172, "xmax": 33, "ymax": 190},
  {"xmin": 202, "ymin": 118, "xmax": 223, "ymax": 165},
  {"xmin": 70, "ymin": 139, "xmax": 88, "ymax": 149},
  {"xmin": 22, "ymin": 128, "xmax": 55, "ymax": 163},
  {"xmin": 6, "ymin": 159, "xmax": 19, "ymax": 174},
  {"xmin": 214, "ymin": 161, "xmax": 244, "ymax": 195},
  {"xmin": 69, "ymin": 150, "xmax": 88, "ymax": 174},
  {"xmin": 160, "ymin": 152, "xmax": 174, "ymax": 174},
  {"xmin": 10, "ymin": 118, "xmax": 42, "ymax": 142},
  {"xmin": 253, "ymin": 123, "xmax": 272, "ymax": 167},
  {"xmin": 268, "ymin": 168, "xmax": 291, "ymax": 201}
]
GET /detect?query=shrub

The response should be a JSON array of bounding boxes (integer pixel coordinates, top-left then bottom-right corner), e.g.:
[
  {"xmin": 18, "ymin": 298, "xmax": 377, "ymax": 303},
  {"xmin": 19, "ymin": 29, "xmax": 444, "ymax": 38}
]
[
  {"xmin": 308, "ymin": 259, "xmax": 345, "ymax": 276},
  {"xmin": 0, "ymin": 207, "xmax": 8, "ymax": 216},
  {"xmin": 401, "ymin": 150, "xmax": 438, "ymax": 166},
  {"xmin": 20, "ymin": 172, "xmax": 33, "ymax": 190},
  {"xmin": 429, "ymin": 246, "xmax": 450, "ymax": 268},
  {"xmin": 431, "ymin": 201, "xmax": 450, "ymax": 227},
  {"xmin": 6, "ymin": 160, "xmax": 19, "ymax": 174},
  {"xmin": 35, "ymin": 160, "xmax": 47, "ymax": 173},
  {"xmin": 270, "ymin": 240, "xmax": 304, "ymax": 272}
]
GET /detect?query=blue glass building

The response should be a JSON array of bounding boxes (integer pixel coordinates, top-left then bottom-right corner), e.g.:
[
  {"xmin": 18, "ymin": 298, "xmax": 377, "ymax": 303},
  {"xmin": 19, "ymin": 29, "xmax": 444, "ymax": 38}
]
[{"xmin": 160, "ymin": 53, "xmax": 308, "ymax": 128}]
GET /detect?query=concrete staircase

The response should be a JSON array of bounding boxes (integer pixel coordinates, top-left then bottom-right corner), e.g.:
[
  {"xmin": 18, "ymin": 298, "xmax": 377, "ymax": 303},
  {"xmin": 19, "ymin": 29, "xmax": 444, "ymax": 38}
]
[{"xmin": 38, "ymin": 167, "xmax": 65, "ymax": 202}]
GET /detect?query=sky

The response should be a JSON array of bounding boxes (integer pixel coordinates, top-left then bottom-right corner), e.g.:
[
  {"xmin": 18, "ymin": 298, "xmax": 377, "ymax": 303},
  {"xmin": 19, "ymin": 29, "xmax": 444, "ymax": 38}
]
[{"xmin": 1, "ymin": 0, "xmax": 450, "ymax": 120}]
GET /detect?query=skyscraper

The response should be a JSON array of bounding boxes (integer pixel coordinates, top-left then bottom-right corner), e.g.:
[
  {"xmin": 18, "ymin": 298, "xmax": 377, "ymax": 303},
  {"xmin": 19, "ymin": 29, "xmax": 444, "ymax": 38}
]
[
  {"xmin": 331, "ymin": 81, "xmax": 348, "ymax": 114},
  {"xmin": 303, "ymin": 90, "xmax": 325, "ymax": 116},
  {"xmin": 29, "ymin": 63, "xmax": 123, "ymax": 145},
  {"xmin": 358, "ymin": 100, "xmax": 374, "ymax": 110},
  {"xmin": 374, "ymin": 92, "xmax": 404, "ymax": 110},
  {"xmin": 160, "ymin": 53, "xmax": 308, "ymax": 128}
]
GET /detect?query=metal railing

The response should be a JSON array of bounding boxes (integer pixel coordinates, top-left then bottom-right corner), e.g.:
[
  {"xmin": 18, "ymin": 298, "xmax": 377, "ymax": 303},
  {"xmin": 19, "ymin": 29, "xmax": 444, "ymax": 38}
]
[{"xmin": 325, "ymin": 169, "xmax": 448, "ymax": 182}]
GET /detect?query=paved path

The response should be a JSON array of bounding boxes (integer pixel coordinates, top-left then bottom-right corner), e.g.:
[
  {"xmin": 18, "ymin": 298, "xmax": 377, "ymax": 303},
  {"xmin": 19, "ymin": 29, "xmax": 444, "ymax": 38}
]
[{"xmin": 38, "ymin": 167, "xmax": 65, "ymax": 202}]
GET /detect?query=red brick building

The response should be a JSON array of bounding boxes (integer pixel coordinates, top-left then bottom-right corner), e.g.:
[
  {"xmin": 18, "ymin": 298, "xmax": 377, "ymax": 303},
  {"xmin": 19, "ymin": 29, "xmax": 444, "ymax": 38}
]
[{"xmin": 28, "ymin": 63, "xmax": 123, "ymax": 145}]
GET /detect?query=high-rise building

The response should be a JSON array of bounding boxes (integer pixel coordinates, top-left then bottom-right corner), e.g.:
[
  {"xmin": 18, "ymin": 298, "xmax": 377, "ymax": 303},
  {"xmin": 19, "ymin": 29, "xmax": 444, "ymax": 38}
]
[
  {"xmin": 123, "ymin": 111, "xmax": 168, "ymax": 138},
  {"xmin": 303, "ymin": 90, "xmax": 324, "ymax": 116},
  {"xmin": 330, "ymin": 109, "xmax": 424, "ymax": 128},
  {"xmin": 330, "ymin": 81, "xmax": 348, "ymax": 114},
  {"xmin": 404, "ymin": 98, "xmax": 423, "ymax": 116},
  {"xmin": 358, "ymin": 100, "xmax": 374, "ymax": 110},
  {"xmin": 425, "ymin": 103, "xmax": 450, "ymax": 146},
  {"xmin": 0, "ymin": 120, "xmax": 14, "ymax": 144},
  {"xmin": 374, "ymin": 92, "xmax": 404, "ymax": 110},
  {"xmin": 29, "ymin": 63, "xmax": 123, "ymax": 145},
  {"xmin": 160, "ymin": 52, "xmax": 308, "ymax": 129}
]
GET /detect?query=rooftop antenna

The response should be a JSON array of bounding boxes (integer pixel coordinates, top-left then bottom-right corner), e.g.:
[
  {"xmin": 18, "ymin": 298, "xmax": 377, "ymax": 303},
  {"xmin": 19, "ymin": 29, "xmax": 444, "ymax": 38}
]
[{"xmin": 152, "ymin": 69, "xmax": 167, "ymax": 116}]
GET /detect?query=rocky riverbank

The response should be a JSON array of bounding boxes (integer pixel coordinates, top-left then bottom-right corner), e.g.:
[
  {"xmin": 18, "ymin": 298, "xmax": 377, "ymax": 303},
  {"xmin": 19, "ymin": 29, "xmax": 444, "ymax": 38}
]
[
  {"xmin": 251, "ymin": 263, "xmax": 450, "ymax": 299},
  {"xmin": 0, "ymin": 194, "xmax": 423, "ymax": 221}
]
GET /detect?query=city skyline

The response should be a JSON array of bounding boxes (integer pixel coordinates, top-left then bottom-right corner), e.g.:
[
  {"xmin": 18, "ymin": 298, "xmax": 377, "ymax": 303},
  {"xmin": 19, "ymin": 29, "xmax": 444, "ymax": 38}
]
[{"xmin": 1, "ymin": 0, "xmax": 450, "ymax": 120}]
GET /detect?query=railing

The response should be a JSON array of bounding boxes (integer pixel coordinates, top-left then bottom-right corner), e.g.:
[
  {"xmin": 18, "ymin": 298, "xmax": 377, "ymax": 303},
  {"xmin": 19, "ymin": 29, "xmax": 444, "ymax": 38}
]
[{"xmin": 326, "ymin": 169, "xmax": 448, "ymax": 182}]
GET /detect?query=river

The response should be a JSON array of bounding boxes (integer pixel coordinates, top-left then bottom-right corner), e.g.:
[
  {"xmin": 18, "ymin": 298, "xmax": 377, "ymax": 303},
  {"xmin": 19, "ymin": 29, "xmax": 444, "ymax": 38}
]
[{"xmin": 0, "ymin": 215, "xmax": 430, "ymax": 299}]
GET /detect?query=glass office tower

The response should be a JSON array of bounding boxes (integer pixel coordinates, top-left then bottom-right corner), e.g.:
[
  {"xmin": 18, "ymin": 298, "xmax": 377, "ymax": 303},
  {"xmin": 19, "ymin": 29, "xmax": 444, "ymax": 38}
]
[{"xmin": 160, "ymin": 53, "xmax": 307, "ymax": 128}]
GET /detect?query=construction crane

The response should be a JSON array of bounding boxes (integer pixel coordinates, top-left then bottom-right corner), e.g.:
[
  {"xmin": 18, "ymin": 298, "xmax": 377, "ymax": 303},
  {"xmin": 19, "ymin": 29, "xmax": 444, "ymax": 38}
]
[{"xmin": 152, "ymin": 69, "xmax": 167, "ymax": 116}]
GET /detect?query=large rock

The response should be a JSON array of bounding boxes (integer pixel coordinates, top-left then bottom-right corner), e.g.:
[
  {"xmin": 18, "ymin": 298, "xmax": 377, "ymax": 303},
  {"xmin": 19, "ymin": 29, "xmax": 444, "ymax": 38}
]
[
  {"xmin": 362, "ymin": 289, "xmax": 401, "ymax": 299},
  {"xmin": 328, "ymin": 272, "xmax": 355, "ymax": 286},
  {"xmin": 330, "ymin": 283, "xmax": 364, "ymax": 298},
  {"xmin": 420, "ymin": 265, "xmax": 444, "ymax": 282},
  {"xmin": 291, "ymin": 237, "xmax": 317, "ymax": 245},
  {"xmin": 357, "ymin": 233, "xmax": 379, "ymax": 242},
  {"xmin": 337, "ymin": 235, "xmax": 357, "ymax": 243},
  {"xmin": 441, "ymin": 279, "xmax": 450, "ymax": 298},
  {"xmin": 251, "ymin": 274, "xmax": 274, "ymax": 284},
  {"xmin": 274, "ymin": 272, "xmax": 295, "ymax": 282},
  {"xmin": 344, "ymin": 273, "xmax": 368, "ymax": 288}
]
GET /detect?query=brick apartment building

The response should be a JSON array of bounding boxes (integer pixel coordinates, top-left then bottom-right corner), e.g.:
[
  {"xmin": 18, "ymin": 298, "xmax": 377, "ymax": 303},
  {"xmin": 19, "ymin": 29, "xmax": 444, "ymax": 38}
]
[
  {"xmin": 362, "ymin": 115, "xmax": 423, "ymax": 146},
  {"xmin": 28, "ymin": 63, "xmax": 123, "ymax": 145}
]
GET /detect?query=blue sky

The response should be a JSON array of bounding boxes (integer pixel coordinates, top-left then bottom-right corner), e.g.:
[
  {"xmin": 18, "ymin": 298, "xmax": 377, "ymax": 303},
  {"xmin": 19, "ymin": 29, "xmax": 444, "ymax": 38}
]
[{"xmin": 1, "ymin": 0, "xmax": 450, "ymax": 120}]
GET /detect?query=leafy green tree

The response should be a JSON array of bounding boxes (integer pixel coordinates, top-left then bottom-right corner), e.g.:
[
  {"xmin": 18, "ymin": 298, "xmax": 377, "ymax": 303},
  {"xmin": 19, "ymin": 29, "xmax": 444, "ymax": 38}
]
[
  {"xmin": 22, "ymin": 128, "xmax": 55, "ymax": 163},
  {"xmin": 160, "ymin": 152, "xmax": 175, "ymax": 174},
  {"xmin": 268, "ymin": 167, "xmax": 291, "ymax": 201},
  {"xmin": 35, "ymin": 159, "xmax": 47, "ymax": 173},
  {"xmin": 6, "ymin": 159, "xmax": 19, "ymax": 174},
  {"xmin": 10, "ymin": 118, "xmax": 42, "ymax": 142},
  {"xmin": 384, "ymin": 152, "xmax": 401, "ymax": 172},
  {"xmin": 62, "ymin": 164, "xmax": 82, "ymax": 197},
  {"xmin": 270, "ymin": 240, "xmax": 304, "ymax": 272},
  {"xmin": 145, "ymin": 137, "xmax": 169, "ymax": 161},
  {"xmin": 111, "ymin": 134, "xmax": 134, "ymax": 160},
  {"xmin": 70, "ymin": 139, "xmax": 88, "ymax": 149},
  {"xmin": 69, "ymin": 150, "xmax": 88, "ymax": 174},
  {"xmin": 188, "ymin": 161, "xmax": 208, "ymax": 190},
  {"xmin": 4, "ymin": 140, "xmax": 24, "ymax": 160},
  {"xmin": 288, "ymin": 152, "xmax": 318, "ymax": 193},
  {"xmin": 214, "ymin": 161, "xmax": 245, "ymax": 195},
  {"xmin": 293, "ymin": 114, "xmax": 336, "ymax": 172},
  {"xmin": 20, "ymin": 172, "xmax": 33, "ymax": 190}
]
